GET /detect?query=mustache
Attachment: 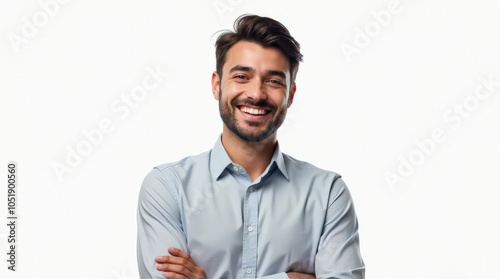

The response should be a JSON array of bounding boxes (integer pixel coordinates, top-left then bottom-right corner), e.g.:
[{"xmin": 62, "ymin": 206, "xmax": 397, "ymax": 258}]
[{"xmin": 231, "ymin": 99, "xmax": 277, "ymax": 112}]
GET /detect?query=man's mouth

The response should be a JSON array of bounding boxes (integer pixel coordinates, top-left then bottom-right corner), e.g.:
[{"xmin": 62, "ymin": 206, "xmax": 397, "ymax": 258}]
[{"xmin": 238, "ymin": 105, "xmax": 270, "ymax": 115}]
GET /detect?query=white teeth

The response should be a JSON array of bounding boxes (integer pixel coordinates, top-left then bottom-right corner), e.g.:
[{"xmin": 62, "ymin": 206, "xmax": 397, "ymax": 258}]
[{"xmin": 241, "ymin": 107, "xmax": 266, "ymax": 115}]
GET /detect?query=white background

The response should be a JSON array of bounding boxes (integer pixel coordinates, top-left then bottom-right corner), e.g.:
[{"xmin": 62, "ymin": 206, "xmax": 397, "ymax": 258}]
[{"xmin": 1, "ymin": 0, "xmax": 499, "ymax": 278}]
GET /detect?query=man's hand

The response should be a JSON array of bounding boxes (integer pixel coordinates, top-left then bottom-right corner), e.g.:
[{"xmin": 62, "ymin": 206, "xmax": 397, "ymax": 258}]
[
  {"xmin": 155, "ymin": 247, "xmax": 207, "ymax": 279},
  {"xmin": 286, "ymin": 272, "xmax": 316, "ymax": 279}
]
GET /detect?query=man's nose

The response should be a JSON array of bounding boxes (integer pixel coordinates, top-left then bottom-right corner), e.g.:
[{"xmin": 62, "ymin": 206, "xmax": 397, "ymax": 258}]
[{"xmin": 245, "ymin": 80, "xmax": 267, "ymax": 101}]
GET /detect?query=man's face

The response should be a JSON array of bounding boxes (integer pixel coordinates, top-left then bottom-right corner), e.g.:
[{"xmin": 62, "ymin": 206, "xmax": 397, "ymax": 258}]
[{"xmin": 212, "ymin": 41, "xmax": 296, "ymax": 142}]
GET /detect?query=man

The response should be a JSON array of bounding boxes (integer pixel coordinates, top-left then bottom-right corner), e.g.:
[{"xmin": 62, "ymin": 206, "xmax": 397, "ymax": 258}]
[{"xmin": 137, "ymin": 14, "xmax": 365, "ymax": 279}]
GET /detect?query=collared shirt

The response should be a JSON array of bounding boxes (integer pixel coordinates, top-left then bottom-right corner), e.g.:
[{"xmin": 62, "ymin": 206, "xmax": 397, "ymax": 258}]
[{"xmin": 137, "ymin": 136, "xmax": 365, "ymax": 279}]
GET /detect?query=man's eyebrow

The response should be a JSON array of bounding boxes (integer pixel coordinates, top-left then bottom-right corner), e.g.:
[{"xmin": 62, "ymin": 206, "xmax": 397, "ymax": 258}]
[
  {"xmin": 229, "ymin": 66, "xmax": 286, "ymax": 80},
  {"xmin": 266, "ymin": 70, "xmax": 286, "ymax": 79},
  {"xmin": 229, "ymin": 65, "xmax": 255, "ymax": 73}
]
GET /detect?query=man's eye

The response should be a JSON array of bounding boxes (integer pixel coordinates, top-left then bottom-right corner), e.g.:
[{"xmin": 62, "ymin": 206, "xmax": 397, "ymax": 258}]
[
  {"xmin": 268, "ymin": 79, "xmax": 284, "ymax": 86},
  {"xmin": 234, "ymin": 75, "xmax": 247, "ymax": 79}
]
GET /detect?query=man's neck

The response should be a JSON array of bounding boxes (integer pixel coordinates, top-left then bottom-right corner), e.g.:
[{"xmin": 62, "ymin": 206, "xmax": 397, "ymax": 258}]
[{"xmin": 220, "ymin": 127, "xmax": 277, "ymax": 182}]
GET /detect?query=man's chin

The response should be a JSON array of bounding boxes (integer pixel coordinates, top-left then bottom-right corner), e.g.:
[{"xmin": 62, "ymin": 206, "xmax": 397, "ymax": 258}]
[
  {"xmin": 232, "ymin": 127, "xmax": 273, "ymax": 143},
  {"xmin": 221, "ymin": 114, "xmax": 276, "ymax": 142}
]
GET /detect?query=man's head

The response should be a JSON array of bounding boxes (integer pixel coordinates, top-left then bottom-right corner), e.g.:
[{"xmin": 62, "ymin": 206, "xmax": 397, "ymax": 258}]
[
  {"xmin": 215, "ymin": 15, "xmax": 303, "ymax": 85},
  {"xmin": 212, "ymin": 15, "xmax": 303, "ymax": 142}
]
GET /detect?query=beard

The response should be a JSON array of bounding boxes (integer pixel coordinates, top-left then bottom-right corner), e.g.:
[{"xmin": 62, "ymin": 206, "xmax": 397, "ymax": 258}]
[{"xmin": 218, "ymin": 87, "xmax": 287, "ymax": 142}]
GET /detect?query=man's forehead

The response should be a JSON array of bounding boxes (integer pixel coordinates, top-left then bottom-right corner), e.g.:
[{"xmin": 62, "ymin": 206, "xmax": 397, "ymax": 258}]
[{"xmin": 223, "ymin": 41, "xmax": 290, "ymax": 75}]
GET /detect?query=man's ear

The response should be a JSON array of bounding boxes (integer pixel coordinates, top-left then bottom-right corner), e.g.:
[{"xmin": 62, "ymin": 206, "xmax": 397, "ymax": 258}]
[
  {"xmin": 211, "ymin": 71, "xmax": 220, "ymax": 100},
  {"xmin": 287, "ymin": 83, "xmax": 296, "ymax": 108}
]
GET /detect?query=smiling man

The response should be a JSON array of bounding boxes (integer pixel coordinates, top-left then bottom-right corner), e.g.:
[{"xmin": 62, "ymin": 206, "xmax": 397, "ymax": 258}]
[{"xmin": 137, "ymin": 15, "xmax": 365, "ymax": 279}]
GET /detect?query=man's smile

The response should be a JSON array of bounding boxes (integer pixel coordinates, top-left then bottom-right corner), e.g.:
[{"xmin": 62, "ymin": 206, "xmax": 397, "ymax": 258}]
[
  {"xmin": 238, "ymin": 105, "xmax": 270, "ymax": 115},
  {"xmin": 235, "ymin": 105, "xmax": 273, "ymax": 123}
]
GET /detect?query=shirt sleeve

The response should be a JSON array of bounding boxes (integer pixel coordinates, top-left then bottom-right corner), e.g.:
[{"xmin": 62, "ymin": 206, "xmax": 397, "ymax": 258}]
[
  {"xmin": 137, "ymin": 167, "xmax": 187, "ymax": 279},
  {"xmin": 314, "ymin": 177, "xmax": 365, "ymax": 279}
]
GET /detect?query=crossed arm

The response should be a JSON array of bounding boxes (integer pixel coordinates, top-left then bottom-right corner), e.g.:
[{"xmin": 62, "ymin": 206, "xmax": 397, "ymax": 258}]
[
  {"xmin": 137, "ymin": 169, "xmax": 364, "ymax": 279},
  {"xmin": 154, "ymin": 247, "xmax": 315, "ymax": 279}
]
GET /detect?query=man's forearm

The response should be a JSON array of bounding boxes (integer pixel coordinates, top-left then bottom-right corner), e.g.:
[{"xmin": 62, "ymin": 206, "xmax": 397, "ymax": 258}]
[{"xmin": 286, "ymin": 272, "xmax": 315, "ymax": 279}]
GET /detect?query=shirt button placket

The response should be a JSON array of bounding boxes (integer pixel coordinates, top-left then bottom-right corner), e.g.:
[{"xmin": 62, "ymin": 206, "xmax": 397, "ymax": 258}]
[{"xmin": 242, "ymin": 184, "xmax": 258, "ymax": 278}]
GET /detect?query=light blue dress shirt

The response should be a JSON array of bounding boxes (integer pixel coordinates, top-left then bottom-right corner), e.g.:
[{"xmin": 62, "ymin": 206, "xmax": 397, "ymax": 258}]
[{"xmin": 137, "ymin": 136, "xmax": 365, "ymax": 279}]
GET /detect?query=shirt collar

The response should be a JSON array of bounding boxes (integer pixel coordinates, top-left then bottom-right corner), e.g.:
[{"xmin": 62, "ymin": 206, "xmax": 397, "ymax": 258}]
[
  {"xmin": 271, "ymin": 141, "xmax": 289, "ymax": 180},
  {"xmin": 209, "ymin": 135, "xmax": 289, "ymax": 181},
  {"xmin": 210, "ymin": 135, "xmax": 233, "ymax": 180}
]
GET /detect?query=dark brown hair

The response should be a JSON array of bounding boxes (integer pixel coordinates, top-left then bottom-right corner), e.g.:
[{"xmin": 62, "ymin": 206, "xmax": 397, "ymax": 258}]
[{"xmin": 215, "ymin": 14, "xmax": 303, "ymax": 83}]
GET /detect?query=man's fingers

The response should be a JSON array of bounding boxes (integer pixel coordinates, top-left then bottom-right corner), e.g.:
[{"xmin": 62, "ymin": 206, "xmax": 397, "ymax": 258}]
[
  {"xmin": 155, "ymin": 248, "xmax": 206, "ymax": 279},
  {"xmin": 155, "ymin": 249, "xmax": 197, "ymax": 275},
  {"xmin": 156, "ymin": 255, "xmax": 192, "ymax": 266},
  {"xmin": 286, "ymin": 272, "xmax": 316, "ymax": 279},
  {"xmin": 156, "ymin": 259, "xmax": 197, "ymax": 274},
  {"xmin": 161, "ymin": 271, "xmax": 187, "ymax": 279},
  {"xmin": 167, "ymin": 247, "xmax": 198, "ymax": 266},
  {"xmin": 156, "ymin": 262, "xmax": 192, "ymax": 270}
]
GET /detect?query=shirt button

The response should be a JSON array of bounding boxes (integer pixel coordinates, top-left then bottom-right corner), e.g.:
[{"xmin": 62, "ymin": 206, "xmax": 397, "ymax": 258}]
[
  {"xmin": 246, "ymin": 268, "xmax": 252, "ymax": 274},
  {"xmin": 248, "ymin": 226, "xmax": 253, "ymax": 232},
  {"xmin": 233, "ymin": 166, "xmax": 239, "ymax": 172},
  {"xmin": 249, "ymin": 187, "xmax": 254, "ymax": 192}
]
